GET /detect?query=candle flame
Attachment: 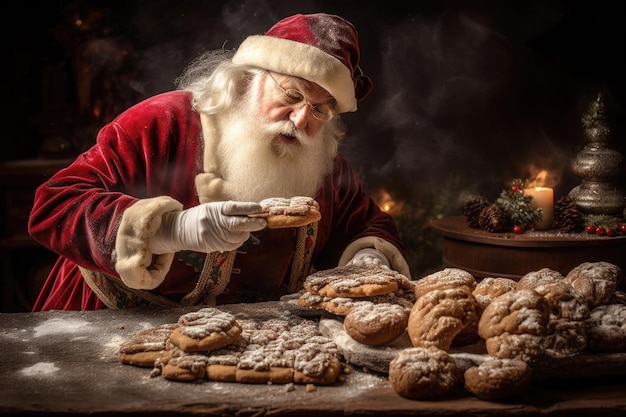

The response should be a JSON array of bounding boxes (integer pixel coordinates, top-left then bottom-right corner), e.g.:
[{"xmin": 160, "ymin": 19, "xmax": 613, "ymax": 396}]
[
  {"xmin": 375, "ymin": 189, "xmax": 402, "ymax": 215},
  {"xmin": 528, "ymin": 170, "xmax": 548, "ymax": 187},
  {"xmin": 526, "ymin": 165, "xmax": 560, "ymax": 188}
]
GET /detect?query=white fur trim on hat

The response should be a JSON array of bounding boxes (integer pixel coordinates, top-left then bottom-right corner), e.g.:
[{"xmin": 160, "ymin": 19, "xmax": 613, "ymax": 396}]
[{"xmin": 233, "ymin": 35, "xmax": 357, "ymax": 113}]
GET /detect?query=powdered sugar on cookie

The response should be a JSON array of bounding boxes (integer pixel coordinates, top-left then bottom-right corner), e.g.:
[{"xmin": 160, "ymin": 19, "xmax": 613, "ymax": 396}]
[
  {"xmin": 177, "ymin": 308, "xmax": 241, "ymax": 339},
  {"xmin": 304, "ymin": 264, "xmax": 413, "ymax": 298}
]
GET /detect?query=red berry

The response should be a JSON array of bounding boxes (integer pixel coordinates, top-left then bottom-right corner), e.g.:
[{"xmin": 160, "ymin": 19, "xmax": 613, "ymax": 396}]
[
  {"xmin": 528, "ymin": 223, "xmax": 536, "ymax": 230},
  {"xmin": 513, "ymin": 225, "xmax": 523, "ymax": 234},
  {"xmin": 511, "ymin": 186, "xmax": 519, "ymax": 193},
  {"xmin": 586, "ymin": 225, "xmax": 596, "ymax": 234},
  {"xmin": 596, "ymin": 226, "xmax": 605, "ymax": 236},
  {"xmin": 620, "ymin": 224, "xmax": 626, "ymax": 233},
  {"xmin": 606, "ymin": 228, "xmax": 615, "ymax": 237}
]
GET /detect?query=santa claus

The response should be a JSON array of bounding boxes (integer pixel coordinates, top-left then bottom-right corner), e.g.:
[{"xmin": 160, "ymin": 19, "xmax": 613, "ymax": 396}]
[{"xmin": 28, "ymin": 13, "xmax": 411, "ymax": 310}]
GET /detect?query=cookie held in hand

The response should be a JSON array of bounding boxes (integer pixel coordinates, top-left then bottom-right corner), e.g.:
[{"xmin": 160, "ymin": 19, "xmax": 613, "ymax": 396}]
[{"xmin": 249, "ymin": 196, "xmax": 321, "ymax": 228}]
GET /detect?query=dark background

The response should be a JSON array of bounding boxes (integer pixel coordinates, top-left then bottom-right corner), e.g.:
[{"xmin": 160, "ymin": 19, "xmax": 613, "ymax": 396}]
[{"xmin": 3, "ymin": 0, "xmax": 626, "ymax": 279}]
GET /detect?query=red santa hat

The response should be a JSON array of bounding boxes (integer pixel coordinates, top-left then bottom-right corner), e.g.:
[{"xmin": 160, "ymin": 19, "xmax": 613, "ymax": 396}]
[{"xmin": 232, "ymin": 13, "xmax": 373, "ymax": 113}]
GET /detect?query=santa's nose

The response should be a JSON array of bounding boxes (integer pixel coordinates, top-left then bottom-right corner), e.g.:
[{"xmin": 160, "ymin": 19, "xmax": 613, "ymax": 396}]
[{"xmin": 289, "ymin": 105, "xmax": 311, "ymax": 129}]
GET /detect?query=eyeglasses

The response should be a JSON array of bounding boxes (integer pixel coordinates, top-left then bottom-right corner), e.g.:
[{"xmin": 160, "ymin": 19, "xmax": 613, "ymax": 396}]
[{"xmin": 266, "ymin": 72, "xmax": 335, "ymax": 122}]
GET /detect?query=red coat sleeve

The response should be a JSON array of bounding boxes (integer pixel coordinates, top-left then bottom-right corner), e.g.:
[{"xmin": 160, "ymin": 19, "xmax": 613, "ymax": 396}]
[{"xmin": 28, "ymin": 91, "xmax": 203, "ymax": 277}]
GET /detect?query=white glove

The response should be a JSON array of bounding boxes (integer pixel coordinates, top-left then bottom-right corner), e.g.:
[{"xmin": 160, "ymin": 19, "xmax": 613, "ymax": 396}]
[
  {"xmin": 347, "ymin": 248, "xmax": 390, "ymax": 269},
  {"xmin": 149, "ymin": 201, "xmax": 267, "ymax": 254}
]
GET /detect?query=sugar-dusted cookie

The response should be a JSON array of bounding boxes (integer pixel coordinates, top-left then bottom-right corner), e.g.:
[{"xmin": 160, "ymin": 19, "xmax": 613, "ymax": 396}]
[
  {"xmin": 118, "ymin": 323, "xmax": 179, "ymax": 367},
  {"xmin": 303, "ymin": 264, "xmax": 414, "ymax": 298},
  {"xmin": 408, "ymin": 286, "xmax": 478, "ymax": 351},
  {"xmin": 565, "ymin": 261, "xmax": 623, "ymax": 308},
  {"xmin": 388, "ymin": 346, "xmax": 462, "ymax": 400},
  {"xmin": 161, "ymin": 353, "xmax": 210, "ymax": 382},
  {"xmin": 464, "ymin": 358, "xmax": 531, "ymax": 401},
  {"xmin": 533, "ymin": 281, "xmax": 589, "ymax": 358},
  {"xmin": 343, "ymin": 303, "xmax": 409, "ymax": 346},
  {"xmin": 169, "ymin": 307, "xmax": 242, "ymax": 352},
  {"xmin": 478, "ymin": 289, "xmax": 549, "ymax": 362},
  {"xmin": 297, "ymin": 289, "xmax": 414, "ymax": 316},
  {"xmin": 516, "ymin": 268, "xmax": 564, "ymax": 291},
  {"xmin": 126, "ymin": 310, "xmax": 344, "ymax": 386},
  {"xmin": 293, "ymin": 341, "xmax": 342, "ymax": 385},
  {"xmin": 249, "ymin": 196, "xmax": 321, "ymax": 228},
  {"xmin": 472, "ymin": 277, "xmax": 517, "ymax": 316},
  {"xmin": 585, "ymin": 303, "xmax": 626, "ymax": 352},
  {"xmin": 413, "ymin": 268, "xmax": 476, "ymax": 299}
]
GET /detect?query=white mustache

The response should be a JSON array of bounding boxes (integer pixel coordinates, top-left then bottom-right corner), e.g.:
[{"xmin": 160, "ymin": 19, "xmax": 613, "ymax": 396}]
[{"xmin": 264, "ymin": 121, "xmax": 312, "ymax": 145}]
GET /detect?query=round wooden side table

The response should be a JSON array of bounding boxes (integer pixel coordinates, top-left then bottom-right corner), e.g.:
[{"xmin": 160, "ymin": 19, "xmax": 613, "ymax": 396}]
[{"xmin": 430, "ymin": 216, "xmax": 626, "ymax": 285}]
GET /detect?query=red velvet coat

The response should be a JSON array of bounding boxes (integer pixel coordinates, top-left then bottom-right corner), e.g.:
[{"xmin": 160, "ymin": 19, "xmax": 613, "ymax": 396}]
[{"xmin": 28, "ymin": 91, "xmax": 408, "ymax": 310}]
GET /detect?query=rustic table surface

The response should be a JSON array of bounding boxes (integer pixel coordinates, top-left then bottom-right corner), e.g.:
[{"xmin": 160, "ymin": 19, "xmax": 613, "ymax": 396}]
[{"xmin": 1, "ymin": 301, "xmax": 625, "ymax": 416}]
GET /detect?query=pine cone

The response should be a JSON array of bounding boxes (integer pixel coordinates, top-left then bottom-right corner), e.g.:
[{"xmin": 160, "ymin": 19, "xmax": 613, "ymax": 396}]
[
  {"xmin": 554, "ymin": 196, "xmax": 585, "ymax": 232},
  {"xmin": 478, "ymin": 204, "xmax": 507, "ymax": 233},
  {"xmin": 463, "ymin": 196, "xmax": 489, "ymax": 228}
]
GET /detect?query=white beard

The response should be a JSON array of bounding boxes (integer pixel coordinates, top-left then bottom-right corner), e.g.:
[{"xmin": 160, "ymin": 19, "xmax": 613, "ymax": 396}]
[{"xmin": 215, "ymin": 101, "xmax": 340, "ymax": 202}]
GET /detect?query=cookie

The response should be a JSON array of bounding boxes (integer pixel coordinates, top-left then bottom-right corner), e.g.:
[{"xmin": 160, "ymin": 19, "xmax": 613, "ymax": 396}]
[
  {"xmin": 478, "ymin": 289, "xmax": 549, "ymax": 362},
  {"xmin": 118, "ymin": 323, "xmax": 179, "ymax": 367},
  {"xmin": 296, "ymin": 289, "xmax": 414, "ymax": 316},
  {"xmin": 125, "ymin": 310, "xmax": 343, "ymax": 386},
  {"xmin": 215, "ymin": 318, "xmax": 341, "ymax": 385},
  {"xmin": 565, "ymin": 261, "xmax": 622, "ymax": 308},
  {"xmin": 343, "ymin": 303, "xmax": 409, "ymax": 346},
  {"xmin": 516, "ymin": 268, "xmax": 564, "ymax": 291},
  {"xmin": 161, "ymin": 353, "xmax": 210, "ymax": 382},
  {"xmin": 388, "ymin": 346, "xmax": 462, "ymax": 400},
  {"xmin": 484, "ymin": 333, "xmax": 546, "ymax": 363},
  {"xmin": 464, "ymin": 358, "xmax": 531, "ymax": 401},
  {"xmin": 286, "ymin": 321, "xmax": 342, "ymax": 385},
  {"xmin": 293, "ymin": 352, "xmax": 342, "ymax": 385},
  {"xmin": 451, "ymin": 318, "xmax": 481, "ymax": 347},
  {"xmin": 407, "ymin": 286, "xmax": 478, "ymax": 351},
  {"xmin": 585, "ymin": 303, "xmax": 626, "ymax": 352},
  {"xmin": 168, "ymin": 308, "xmax": 242, "ymax": 352},
  {"xmin": 533, "ymin": 281, "xmax": 589, "ymax": 357},
  {"xmin": 204, "ymin": 322, "xmax": 254, "ymax": 382},
  {"xmin": 472, "ymin": 277, "xmax": 517, "ymax": 316},
  {"xmin": 303, "ymin": 264, "xmax": 414, "ymax": 298},
  {"xmin": 413, "ymin": 268, "xmax": 476, "ymax": 299},
  {"xmin": 249, "ymin": 196, "xmax": 321, "ymax": 228},
  {"xmin": 610, "ymin": 290, "xmax": 626, "ymax": 305},
  {"xmin": 203, "ymin": 364, "xmax": 235, "ymax": 381}
]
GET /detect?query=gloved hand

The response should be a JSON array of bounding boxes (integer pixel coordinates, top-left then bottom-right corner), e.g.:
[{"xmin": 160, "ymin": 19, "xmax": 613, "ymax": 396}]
[
  {"xmin": 149, "ymin": 201, "xmax": 267, "ymax": 254},
  {"xmin": 347, "ymin": 248, "xmax": 391, "ymax": 269}
]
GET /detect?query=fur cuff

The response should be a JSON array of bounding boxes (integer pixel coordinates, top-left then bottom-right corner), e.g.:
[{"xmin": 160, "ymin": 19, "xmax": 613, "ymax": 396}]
[
  {"xmin": 115, "ymin": 196, "xmax": 183, "ymax": 289},
  {"xmin": 338, "ymin": 236, "xmax": 412, "ymax": 279}
]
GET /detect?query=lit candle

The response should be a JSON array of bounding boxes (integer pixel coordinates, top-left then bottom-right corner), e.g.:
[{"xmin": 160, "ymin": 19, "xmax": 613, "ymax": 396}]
[{"xmin": 523, "ymin": 187, "xmax": 554, "ymax": 230}]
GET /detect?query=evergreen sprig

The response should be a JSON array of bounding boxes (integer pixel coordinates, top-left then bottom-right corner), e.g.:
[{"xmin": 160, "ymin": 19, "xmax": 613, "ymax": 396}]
[{"xmin": 495, "ymin": 179, "xmax": 541, "ymax": 229}]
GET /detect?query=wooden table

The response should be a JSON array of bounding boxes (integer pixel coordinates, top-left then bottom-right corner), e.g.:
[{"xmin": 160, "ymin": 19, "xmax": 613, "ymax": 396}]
[
  {"xmin": 430, "ymin": 216, "xmax": 626, "ymax": 282},
  {"xmin": 1, "ymin": 301, "xmax": 625, "ymax": 416}
]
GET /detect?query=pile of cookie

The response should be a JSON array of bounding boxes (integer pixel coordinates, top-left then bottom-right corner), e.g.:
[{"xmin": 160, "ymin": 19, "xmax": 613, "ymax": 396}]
[
  {"xmin": 296, "ymin": 264, "xmax": 415, "ymax": 345},
  {"xmin": 119, "ymin": 307, "xmax": 342, "ymax": 385},
  {"xmin": 388, "ymin": 261, "xmax": 625, "ymax": 401}
]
